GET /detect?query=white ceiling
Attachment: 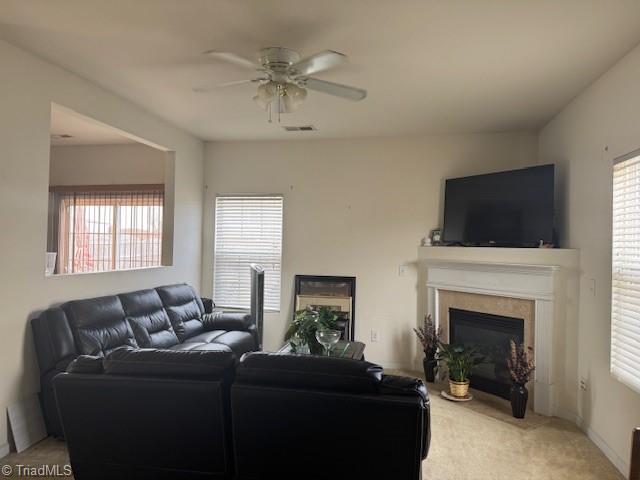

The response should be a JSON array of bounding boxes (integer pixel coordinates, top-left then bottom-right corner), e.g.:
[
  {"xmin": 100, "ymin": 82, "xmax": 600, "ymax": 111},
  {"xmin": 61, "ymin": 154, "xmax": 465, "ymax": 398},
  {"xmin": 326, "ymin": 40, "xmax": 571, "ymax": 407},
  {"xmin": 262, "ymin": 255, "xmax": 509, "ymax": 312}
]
[
  {"xmin": 4, "ymin": 1, "xmax": 640, "ymax": 141},
  {"xmin": 50, "ymin": 105, "xmax": 136, "ymax": 146}
]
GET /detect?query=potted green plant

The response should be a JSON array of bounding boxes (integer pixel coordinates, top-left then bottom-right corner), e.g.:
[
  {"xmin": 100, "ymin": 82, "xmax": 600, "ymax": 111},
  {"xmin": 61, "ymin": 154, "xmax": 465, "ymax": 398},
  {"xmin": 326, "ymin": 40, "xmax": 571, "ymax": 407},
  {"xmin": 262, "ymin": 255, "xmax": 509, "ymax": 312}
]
[
  {"xmin": 507, "ymin": 339, "xmax": 535, "ymax": 418},
  {"xmin": 437, "ymin": 343, "xmax": 484, "ymax": 398},
  {"xmin": 285, "ymin": 306, "xmax": 339, "ymax": 355},
  {"xmin": 413, "ymin": 314, "xmax": 441, "ymax": 382}
]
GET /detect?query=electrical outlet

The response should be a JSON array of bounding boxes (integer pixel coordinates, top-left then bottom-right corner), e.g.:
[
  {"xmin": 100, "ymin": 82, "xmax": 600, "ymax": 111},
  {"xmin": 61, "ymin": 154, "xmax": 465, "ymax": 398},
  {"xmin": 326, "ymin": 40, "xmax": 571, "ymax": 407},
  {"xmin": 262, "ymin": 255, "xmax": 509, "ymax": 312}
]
[
  {"xmin": 579, "ymin": 377, "xmax": 588, "ymax": 391},
  {"xmin": 370, "ymin": 329, "xmax": 380, "ymax": 343}
]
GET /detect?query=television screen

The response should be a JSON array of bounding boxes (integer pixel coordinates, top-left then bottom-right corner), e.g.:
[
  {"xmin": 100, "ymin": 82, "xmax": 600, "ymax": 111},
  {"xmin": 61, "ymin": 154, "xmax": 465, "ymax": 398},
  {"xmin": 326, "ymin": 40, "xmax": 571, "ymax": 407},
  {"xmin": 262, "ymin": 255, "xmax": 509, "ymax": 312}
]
[{"xmin": 443, "ymin": 164, "xmax": 554, "ymax": 246}]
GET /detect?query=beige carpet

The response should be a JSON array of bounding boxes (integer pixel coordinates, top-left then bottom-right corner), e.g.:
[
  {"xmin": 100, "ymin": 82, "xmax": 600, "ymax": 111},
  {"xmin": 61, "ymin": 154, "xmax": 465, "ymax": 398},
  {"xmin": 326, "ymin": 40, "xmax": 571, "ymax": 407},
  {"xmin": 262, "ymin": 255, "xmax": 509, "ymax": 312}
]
[
  {"xmin": 390, "ymin": 370, "xmax": 624, "ymax": 480},
  {"xmin": 0, "ymin": 374, "xmax": 625, "ymax": 480}
]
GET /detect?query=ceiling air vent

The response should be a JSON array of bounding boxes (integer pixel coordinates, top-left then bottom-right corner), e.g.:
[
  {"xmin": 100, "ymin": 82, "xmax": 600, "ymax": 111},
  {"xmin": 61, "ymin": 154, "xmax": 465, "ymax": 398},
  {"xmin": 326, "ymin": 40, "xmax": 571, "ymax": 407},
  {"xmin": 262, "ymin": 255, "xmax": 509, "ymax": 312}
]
[
  {"xmin": 283, "ymin": 125, "xmax": 316, "ymax": 132},
  {"xmin": 50, "ymin": 134, "xmax": 73, "ymax": 140}
]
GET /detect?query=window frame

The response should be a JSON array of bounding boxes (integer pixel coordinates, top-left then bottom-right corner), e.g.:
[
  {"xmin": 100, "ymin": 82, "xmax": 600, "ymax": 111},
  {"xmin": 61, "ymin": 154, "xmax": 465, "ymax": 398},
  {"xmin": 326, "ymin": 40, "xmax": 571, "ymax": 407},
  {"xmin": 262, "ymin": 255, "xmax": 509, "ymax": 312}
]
[
  {"xmin": 53, "ymin": 185, "xmax": 164, "ymax": 275},
  {"xmin": 213, "ymin": 194, "xmax": 284, "ymax": 312},
  {"xmin": 611, "ymin": 147, "xmax": 640, "ymax": 394}
]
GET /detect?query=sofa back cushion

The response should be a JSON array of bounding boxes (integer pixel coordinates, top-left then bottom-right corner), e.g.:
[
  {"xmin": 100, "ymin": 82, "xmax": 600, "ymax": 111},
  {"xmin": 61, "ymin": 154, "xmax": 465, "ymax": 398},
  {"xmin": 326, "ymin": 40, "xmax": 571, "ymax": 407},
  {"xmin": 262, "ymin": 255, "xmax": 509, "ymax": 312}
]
[
  {"xmin": 32, "ymin": 307, "xmax": 77, "ymax": 375},
  {"xmin": 155, "ymin": 284, "xmax": 205, "ymax": 341},
  {"xmin": 64, "ymin": 296, "xmax": 137, "ymax": 356},
  {"xmin": 103, "ymin": 347, "xmax": 235, "ymax": 380},
  {"xmin": 119, "ymin": 289, "xmax": 179, "ymax": 349},
  {"xmin": 236, "ymin": 352, "xmax": 384, "ymax": 393}
]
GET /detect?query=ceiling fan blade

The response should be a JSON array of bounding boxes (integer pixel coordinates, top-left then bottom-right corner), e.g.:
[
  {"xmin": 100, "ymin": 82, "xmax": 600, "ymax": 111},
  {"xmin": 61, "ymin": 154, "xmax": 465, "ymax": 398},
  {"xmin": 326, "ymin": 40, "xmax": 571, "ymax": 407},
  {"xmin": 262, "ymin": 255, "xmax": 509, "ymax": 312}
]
[
  {"xmin": 290, "ymin": 50, "xmax": 347, "ymax": 76},
  {"xmin": 202, "ymin": 50, "xmax": 259, "ymax": 70},
  {"xmin": 302, "ymin": 77, "xmax": 367, "ymax": 101},
  {"xmin": 192, "ymin": 78, "xmax": 260, "ymax": 93}
]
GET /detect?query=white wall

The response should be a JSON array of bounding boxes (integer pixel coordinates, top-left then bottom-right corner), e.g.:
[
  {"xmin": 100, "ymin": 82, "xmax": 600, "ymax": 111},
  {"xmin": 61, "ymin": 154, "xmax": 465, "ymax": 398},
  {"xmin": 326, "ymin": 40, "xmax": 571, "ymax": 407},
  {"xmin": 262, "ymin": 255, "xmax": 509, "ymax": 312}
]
[
  {"xmin": 49, "ymin": 144, "xmax": 167, "ymax": 186},
  {"xmin": 203, "ymin": 133, "xmax": 538, "ymax": 368},
  {"xmin": 0, "ymin": 39, "xmax": 204, "ymax": 454},
  {"xmin": 539, "ymin": 43, "xmax": 640, "ymax": 475}
]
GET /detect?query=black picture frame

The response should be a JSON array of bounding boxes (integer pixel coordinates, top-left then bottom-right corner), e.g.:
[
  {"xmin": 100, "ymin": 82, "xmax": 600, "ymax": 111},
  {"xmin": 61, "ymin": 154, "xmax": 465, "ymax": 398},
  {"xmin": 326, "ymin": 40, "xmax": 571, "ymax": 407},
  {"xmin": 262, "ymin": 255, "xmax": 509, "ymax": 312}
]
[{"xmin": 293, "ymin": 275, "xmax": 356, "ymax": 341}]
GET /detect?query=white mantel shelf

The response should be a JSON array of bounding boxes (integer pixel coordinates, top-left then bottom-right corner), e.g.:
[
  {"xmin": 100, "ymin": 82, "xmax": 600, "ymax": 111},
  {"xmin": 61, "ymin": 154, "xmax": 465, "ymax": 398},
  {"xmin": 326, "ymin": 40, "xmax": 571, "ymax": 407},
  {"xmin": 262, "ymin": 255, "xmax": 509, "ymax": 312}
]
[
  {"xmin": 418, "ymin": 246, "xmax": 580, "ymax": 268},
  {"xmin": 418, "ymin": 246, "xmax": 580, "ymax": 418}
]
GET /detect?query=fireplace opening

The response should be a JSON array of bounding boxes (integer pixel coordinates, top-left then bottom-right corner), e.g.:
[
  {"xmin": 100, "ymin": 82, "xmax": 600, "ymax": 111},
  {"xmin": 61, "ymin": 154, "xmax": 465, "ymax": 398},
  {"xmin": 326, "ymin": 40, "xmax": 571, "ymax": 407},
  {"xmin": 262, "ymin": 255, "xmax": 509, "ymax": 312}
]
[{"xmin": 449, "ymin": 308, "xmax": 524, "ymax": 399}]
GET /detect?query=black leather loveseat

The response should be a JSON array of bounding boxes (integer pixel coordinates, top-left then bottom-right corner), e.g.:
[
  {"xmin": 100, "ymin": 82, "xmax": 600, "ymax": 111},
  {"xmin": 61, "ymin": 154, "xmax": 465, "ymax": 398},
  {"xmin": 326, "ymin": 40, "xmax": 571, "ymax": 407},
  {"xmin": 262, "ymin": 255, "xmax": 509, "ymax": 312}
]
[
  {"xmin": 53, "ymin": 349, "xmax": 430, "ymax": 480},
  {"xmin": 32, "ymin": 283, "xmax": 260, "ymax": 438},
  {"xmin": 232, "ymin": 352, "xmax": 430, "ymax": 479}
]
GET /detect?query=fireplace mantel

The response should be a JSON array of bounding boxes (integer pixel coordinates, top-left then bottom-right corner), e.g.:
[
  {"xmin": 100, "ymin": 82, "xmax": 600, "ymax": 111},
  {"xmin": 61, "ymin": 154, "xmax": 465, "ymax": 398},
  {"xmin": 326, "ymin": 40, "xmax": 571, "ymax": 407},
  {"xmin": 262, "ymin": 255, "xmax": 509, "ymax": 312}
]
[{"xmin": 418, "ymin": 246, "xmax": 580, "ymax": 418}]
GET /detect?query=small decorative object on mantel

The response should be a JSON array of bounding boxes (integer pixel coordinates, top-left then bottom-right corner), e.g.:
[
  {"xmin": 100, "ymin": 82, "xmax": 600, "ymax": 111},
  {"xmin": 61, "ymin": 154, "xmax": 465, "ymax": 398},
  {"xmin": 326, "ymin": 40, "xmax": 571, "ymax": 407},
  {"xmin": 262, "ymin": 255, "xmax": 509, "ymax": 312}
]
[
  {"xmin": 437, "ymin": 343, "xmax": 484, "ymax": 399},
  {"xmin": 413, "ymin": 314, "xmax": 441, "ymax": 382},
  {"xmin": 507, "ymin": 339, "xmax": 535, "ymax": 419},
  {"xmin": 285, "ymin": 306, "xmax": 339, "ymax": 355},
  {"xmin": 430, "ymin": 228, "xmax": 443, "ymax": 245}
]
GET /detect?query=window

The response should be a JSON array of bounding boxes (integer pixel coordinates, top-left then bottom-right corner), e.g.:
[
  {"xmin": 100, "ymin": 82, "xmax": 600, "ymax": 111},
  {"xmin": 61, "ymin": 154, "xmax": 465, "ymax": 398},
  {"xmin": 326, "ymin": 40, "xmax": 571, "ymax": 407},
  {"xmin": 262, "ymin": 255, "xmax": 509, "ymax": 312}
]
[
  {"xmin": 56, "ymin": 187, "xmax": 164, "ymax": 273},
  {"xmin": 612, "ymin": 150, "xmax": 640, "ymax": 393},
  {"xmin": 214, "ymin": 195, "xmax": 283, "ymax": 311}
]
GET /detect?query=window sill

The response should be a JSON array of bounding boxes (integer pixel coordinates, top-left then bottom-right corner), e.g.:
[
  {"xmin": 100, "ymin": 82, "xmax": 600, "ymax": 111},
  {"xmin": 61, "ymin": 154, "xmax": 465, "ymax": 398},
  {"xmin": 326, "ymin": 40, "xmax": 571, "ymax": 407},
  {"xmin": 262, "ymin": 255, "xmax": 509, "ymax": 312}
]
[
  {"xmin": 45, "ymin": 265, "xmax": 170, "ymax": 278},
  {"xmin": 215, "ymin": 305, "xmax": 280, "ymax": 314}
]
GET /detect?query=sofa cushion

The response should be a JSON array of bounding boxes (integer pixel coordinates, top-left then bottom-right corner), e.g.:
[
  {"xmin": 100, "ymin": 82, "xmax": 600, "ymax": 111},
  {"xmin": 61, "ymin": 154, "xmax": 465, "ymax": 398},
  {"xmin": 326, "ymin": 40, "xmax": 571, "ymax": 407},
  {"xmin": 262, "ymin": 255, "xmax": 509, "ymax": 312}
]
[
  {"xmin": 182, "ymin": 330, "xmax": 227, "ymax": 344},
  {"xmin": 155, "ymin": 284, "xmax": 205, "ymax": 341},
  {"xmin": 236, "ymin": 352, "xmax": 383, "ymax": 393},
  {"xmin": 119, "ymin": 289, "xmax": 179, "ymax": 349},
  {"xmin": 64, "ymin": 296, "xmax": 137, "ymax": 356},
  {"xmin": 211, "ymin": 331, "xmax": 256, "ymax": 357},
  {"xmin": 103, "ymin": 347, "xmax": 235, "ymax": 380}
]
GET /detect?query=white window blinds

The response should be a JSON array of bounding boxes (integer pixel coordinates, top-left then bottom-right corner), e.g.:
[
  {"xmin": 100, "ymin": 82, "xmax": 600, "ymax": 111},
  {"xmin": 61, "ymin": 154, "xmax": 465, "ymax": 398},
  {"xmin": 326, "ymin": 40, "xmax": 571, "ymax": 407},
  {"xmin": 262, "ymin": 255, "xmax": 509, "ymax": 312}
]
[
  {"xmin": 213, "ymin": 195, "xmax": 283, "ymax": 311},
  {"xmin": 612, "ymin": 151, "xmax": 640, "ymax": 393}
]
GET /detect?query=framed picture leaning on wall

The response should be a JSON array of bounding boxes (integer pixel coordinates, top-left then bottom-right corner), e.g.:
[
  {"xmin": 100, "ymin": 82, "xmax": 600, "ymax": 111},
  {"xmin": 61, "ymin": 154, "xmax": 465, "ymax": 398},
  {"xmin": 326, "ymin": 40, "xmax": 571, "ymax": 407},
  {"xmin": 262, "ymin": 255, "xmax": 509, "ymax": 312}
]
[{"xmin": 293, "ymin": 275, "xmax": 356, "ymax": 340}]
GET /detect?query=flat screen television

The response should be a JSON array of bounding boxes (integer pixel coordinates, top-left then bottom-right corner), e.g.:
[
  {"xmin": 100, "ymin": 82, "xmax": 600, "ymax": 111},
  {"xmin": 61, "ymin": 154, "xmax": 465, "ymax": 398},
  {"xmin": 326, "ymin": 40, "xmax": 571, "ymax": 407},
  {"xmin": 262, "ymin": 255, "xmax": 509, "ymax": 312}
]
[{"xmin": 443, "ymin": 164, "xmax": 555, "ymax": 246}]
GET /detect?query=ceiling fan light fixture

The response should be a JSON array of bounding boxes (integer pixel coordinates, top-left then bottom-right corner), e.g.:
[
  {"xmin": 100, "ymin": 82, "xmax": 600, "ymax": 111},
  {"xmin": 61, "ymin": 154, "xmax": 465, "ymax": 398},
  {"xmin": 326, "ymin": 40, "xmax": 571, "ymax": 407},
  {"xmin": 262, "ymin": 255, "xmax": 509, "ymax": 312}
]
[
  {"xmin": 254, "ymin": 81, "xmax": 282, "ymax": 110},
  {"xmin": 280, "ymin": 83, "xmax": 307, "ymax": 113},
  {"xmin": 253, "ymin": 94, "xmax": 268, "ymax": 110}
]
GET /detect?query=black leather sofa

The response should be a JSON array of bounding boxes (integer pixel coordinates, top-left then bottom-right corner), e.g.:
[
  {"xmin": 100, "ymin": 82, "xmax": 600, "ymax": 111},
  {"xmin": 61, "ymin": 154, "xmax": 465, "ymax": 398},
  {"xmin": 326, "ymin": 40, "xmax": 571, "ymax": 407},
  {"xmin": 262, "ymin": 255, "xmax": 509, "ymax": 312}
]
[
  {"xmin": 232, "ymin": 353, "xmax": 430, "ymax": 479},
  {"xmin": 32, "ymin": 283, "xmax": 259, "ymax": 438},
  {"xmin": 53, "ymin": 350, "xmax": 430, "ymax": 479}
]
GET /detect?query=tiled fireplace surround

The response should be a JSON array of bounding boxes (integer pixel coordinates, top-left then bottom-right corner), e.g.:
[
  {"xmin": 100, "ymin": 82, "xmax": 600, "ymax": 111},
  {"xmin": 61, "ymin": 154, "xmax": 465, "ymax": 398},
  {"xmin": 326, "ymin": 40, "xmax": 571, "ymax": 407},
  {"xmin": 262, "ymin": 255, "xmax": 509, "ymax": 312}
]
[
  {"xmin": 438, "ymin": 291, "xmax": 535, "ymax": 402},
  {"xmin": 419, "ymin": 247, "xmax": 580, "ymax": 418}
]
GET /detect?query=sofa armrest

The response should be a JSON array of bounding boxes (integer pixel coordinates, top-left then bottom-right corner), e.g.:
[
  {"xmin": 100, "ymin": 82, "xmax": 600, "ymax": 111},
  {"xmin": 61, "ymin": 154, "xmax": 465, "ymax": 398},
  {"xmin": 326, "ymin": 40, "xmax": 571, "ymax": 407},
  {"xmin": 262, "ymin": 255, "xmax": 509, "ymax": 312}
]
[
  {"xmin": 380, "ymin": 375, "xmax": 430, "ymax": 460},
  {"xmin": 202, "ymin": 311, "xmax": 254, "ymax": 331},
  {"xmin": 379, "ymin": 374, "xmax": 427, "ymax": 401},
  {"xmin": 201, "ymin": 297, "xmax": 215, "ymax": 314},
  {"xmin": 203, "ymin": 312, "xmax": 259, "ymax": 350}
]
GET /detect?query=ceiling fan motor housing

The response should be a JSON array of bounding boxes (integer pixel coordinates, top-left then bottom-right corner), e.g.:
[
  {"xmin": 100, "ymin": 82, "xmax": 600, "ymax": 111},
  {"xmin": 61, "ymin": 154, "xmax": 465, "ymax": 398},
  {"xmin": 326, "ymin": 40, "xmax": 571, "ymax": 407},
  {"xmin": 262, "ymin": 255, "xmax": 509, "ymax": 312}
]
[{"xmin": 259, "ymin": 47, "xmax": 300, "ymax": 76}]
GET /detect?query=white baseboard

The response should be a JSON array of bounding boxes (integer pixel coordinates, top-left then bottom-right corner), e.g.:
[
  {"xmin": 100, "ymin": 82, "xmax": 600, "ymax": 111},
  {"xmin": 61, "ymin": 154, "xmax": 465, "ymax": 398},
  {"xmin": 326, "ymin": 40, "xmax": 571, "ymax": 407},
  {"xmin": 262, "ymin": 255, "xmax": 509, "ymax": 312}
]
[
  {"xmin": 0, "ymin": 442, "xmax": 10, "ymax": 459},
  {"xmin": 556, "ymin": 408, "xmax": 580, "ymax": 425},
  {"xmin": 575, "ymin": 416, "xmax": 628, "ymax": 479}
]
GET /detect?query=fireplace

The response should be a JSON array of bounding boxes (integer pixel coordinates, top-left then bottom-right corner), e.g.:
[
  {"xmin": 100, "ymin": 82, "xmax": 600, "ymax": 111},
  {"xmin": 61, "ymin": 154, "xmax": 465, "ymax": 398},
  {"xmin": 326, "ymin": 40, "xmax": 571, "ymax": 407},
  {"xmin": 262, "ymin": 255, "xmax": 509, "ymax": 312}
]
[{"xmin": 449, "ymin": 308, "xmax": 524, "ymax": 399}]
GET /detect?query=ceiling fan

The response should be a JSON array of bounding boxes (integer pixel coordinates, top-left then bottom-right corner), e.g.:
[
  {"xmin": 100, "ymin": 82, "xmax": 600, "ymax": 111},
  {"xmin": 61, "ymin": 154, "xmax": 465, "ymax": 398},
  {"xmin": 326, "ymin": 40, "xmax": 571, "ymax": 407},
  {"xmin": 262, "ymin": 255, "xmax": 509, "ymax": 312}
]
[{"xmin": 193, "ymin": 47, "xmax": 367, "ymax": 123}]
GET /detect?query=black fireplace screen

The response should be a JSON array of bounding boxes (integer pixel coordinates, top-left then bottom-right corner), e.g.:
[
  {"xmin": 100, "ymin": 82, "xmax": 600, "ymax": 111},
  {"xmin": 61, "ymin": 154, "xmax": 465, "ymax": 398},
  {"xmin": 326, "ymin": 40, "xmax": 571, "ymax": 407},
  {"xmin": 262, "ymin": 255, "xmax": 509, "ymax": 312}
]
[{"xmin": 449, "ymin": 308, "xmax": 524, "ymax": 399}]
